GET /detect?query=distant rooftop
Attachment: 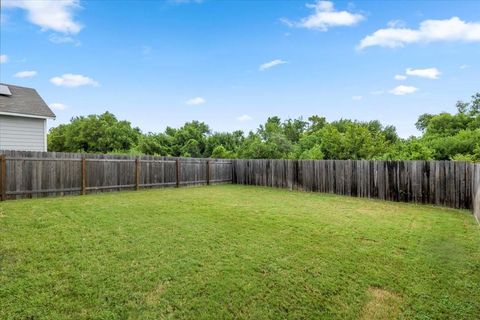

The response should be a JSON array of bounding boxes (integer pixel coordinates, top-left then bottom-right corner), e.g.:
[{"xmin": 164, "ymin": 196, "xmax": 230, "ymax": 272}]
[{"xmin": 0, "ymin": 83, "xmax": 55, "ymax": 119}]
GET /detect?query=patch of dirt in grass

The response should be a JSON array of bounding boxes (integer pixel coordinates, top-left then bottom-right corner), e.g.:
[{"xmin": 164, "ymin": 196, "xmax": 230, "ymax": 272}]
[
  {"xmin": 356, "ymin": 236, "xmax": 377, "ymax": 244},
  {"xmin": 145, "ymin": 283, "xmax": 167, "ymax": 305},
  {"xmin": 361, "ymin": 287, "xmax": 402, "ymax": 320},
  {"xmin": 392, "ymin": 245, "xmax": 407, "ymax": 257}
]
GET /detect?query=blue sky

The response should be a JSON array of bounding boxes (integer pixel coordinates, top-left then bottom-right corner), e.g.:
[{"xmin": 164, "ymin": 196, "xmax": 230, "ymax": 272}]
[{"xmin": 1, "ymin": 0, "xmax": 479, "ymax": 137}]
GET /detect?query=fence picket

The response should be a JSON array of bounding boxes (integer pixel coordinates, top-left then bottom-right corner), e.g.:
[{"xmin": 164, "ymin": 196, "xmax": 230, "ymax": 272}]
[
  {"xmin": 0, "ymin": 151, "xmax": 232, "ymax": 200},
  {"xmin": 0, "ymin": 150, "xmax": 476, "ymax": 215},
  {"xmin": 232, "ymin": 159, "xmax": 474, "ymax": 211}
]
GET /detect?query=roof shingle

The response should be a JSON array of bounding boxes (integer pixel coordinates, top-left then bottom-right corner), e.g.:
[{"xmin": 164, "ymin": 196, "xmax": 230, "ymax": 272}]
[{"xmin": 0, "ymin": 83, "xmax": 56, "ymax": 118}]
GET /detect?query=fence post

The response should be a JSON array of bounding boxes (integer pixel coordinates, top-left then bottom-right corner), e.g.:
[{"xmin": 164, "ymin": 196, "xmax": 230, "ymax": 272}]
[
  {"xmin": 0, "ymin": 155, "xmax": 6, "ymax": 201},
  {"xmin": 135, "ymin": 158, "xmax": 140, "ymax": 191},
  {"xmin": 176, "ymin": 159, "xmax": 180, "ymax": 188},
  {"xmin": 81, "ymin": 157, "xmax": 87, "ymax": 195},
  {"xmin": 206, "ymin": 160, "xmax": 210, "ymax": 185}
]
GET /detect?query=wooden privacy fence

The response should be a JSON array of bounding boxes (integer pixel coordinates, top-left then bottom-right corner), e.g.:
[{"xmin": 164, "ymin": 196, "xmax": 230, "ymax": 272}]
[
  {"xmin": 1, "ymin": 150, "xmax": 479, "ymax": 220},
  {"xmin": 232, "ymin": 159, "xmax": 475, "ymax": 211},
  {"xmin": 473, "ymin": 164, "xmax": 480, "ymax": 222},
  {"xmin": 0, "ymin": 150, "xmax": 232, "ymax": 200}
]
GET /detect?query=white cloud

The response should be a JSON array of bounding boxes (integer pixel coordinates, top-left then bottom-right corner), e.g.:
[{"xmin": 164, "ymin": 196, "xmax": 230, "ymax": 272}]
[
  {"xmin": 406, "ymin": 67, "xmax": 440, "ymax": 79},
  {"xmin": 2, "ymin": 0, "xmax": 82, "ymax": 34},
  {"xmin": 352, "ymin": 95, "xmax": 363, "ymax": 100},
  {"xmin": 50, "ymin": 74, "xmax": 99, "ymax": 87},
  {"xmin": 394, "ymin": 74, "xmax": 407, "ymax": 81},
  {"xmin": 185, "ymin": 97, "xmax": 206, "ymax": 105},
  {"xmin": 460, "ymin": 64, "xmax": 469, "ymax": 69},
  {"xmin": 49, "ymin": 103, "xmax": 68, "ymax": 110},
  {"xmin": 237, "ymin": 114, "xmax": 252, "ymax": 122},
  {"xmin": 390, "ymin": 85, "xmax": 418, "ymax": 95},
  {"xmin": 259, "ymin": 59, "xmax": 287, "ymax": 71},
  {"xmin": 387, "ymin": 20, "xmax": 406, "ymax": 28},
  {"xmin": 14, "ymin": 70, "xmax": 37, "ymax": 78},
  {"xmin": 282, "ymin": 0, "xmax": 364, "ymax": 31},
  {"xmin": 0, "ymin": 54, "xmax": 7, "ymax": 63},
  {"xmin": 358, "ymin": 17, "xmax": 480, "ymax": 50},
  {"xmin": 48, "ymin": 33, "xmax": 81, "ymax": 46}
]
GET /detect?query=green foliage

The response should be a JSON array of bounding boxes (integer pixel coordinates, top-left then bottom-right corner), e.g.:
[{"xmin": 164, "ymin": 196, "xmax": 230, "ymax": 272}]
[
  {"xmin": 167, "ymin": 121, "xmax": 210, "ymax": 157},
  {"xmin": 137, "ymin": 133, "xmax": 171, "ymax": 156},
  {"xmin": 318, "ymin": 120, "xmax": 395, "ymax": 160},
  {"xmin": 298, "ymin": 145, "xmax": 324, "ymax": 160},
  {"xmin": 211, "ymin": 145, "xmax": 236, "ymax": 159},
  {"xmin": 48, "ymin": 112, "xmax": 141, "ymax": 153},
  {"xmin": 238, "ymin": 130, "xmax": 294, "ymax": 159},
  {"xmin": 281, "ymin": 118, "xmax": 308, "ymax": 143},
  {"xmin": 47, "ymin": 92, "xmax": 479, "ymax": 161},
  {"xmin": 383, "ymin": 138, "xmax": 434, "ymax": 160},
  {"xmin": 292, "ymin": 119, "xmax": 397, "ymax": 160},
  {"xmin": 425, "ymin": 129, "xmax": 480, "ymax": 160},
  {"xmin": 204, "ymin": 131, "xmax": 244, "ymax": 157},
  {"xmin": 415, "ymin": 93, "xmax": 480, "ymax": 160}
]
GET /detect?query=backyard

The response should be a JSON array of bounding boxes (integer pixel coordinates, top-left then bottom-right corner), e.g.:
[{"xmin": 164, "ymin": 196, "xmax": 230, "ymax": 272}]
[{"xmin": 1, "ymin": 185, "xmax": 479, "ymax": 319}]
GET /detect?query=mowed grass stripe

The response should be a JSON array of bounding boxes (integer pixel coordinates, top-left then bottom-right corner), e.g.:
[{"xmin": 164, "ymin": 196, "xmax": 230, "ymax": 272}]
[{"xmin": 1, "ymin": 185, "xmax": 479, "ymax": 319}]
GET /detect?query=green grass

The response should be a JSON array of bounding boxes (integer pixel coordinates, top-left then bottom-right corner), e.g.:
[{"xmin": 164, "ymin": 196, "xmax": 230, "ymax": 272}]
[{"xmin": 1, "ymin": 185, "xmax": 479, "ymax": 320}]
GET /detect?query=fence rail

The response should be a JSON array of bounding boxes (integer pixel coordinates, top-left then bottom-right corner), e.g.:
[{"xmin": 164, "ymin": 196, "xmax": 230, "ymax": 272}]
[
  {"xmin": 232, "ymin": 159, "xmax": 475, "ymax": 211},
  {"xmin": 0, "ymin": 150, "xmax": 233, "ymax": 200}
]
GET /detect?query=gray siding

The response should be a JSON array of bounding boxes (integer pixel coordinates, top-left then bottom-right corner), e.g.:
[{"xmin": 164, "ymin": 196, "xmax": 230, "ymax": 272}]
[{"xmin": 0, "ymin": 115, "xmax": 46, "ymax": 151}]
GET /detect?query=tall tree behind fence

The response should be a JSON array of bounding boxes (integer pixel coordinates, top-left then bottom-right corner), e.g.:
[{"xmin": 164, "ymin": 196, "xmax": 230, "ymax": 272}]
[
  {"xmin": 232, "ymin": 159, "xmax": 474, "ymax": 210},
  {"xmin": 0, "ymin": 150, "xmax": 232, "ymax": 200}
]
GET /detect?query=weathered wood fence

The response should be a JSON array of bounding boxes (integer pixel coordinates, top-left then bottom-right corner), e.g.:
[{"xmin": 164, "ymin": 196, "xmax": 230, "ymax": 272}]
[
  {"xmin": 473, "ymin": 164, "xmax": 480, "ymax": 222},
  {"xmin": 1, "ymin": 151, "xmax": 479, "ymax": 219},
  {"xmin": 232, "ymin": 159, "xmax": 475, "ymax": 211},
  {"xmin": 0, "ymin": 150, "xmax": 232, "ymax": 200}
]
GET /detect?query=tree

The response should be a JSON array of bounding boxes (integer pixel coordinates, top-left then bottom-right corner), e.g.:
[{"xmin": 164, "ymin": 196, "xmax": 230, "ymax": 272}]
[
  {"xmin": 282, "ymin": 118, "xmax": 308, "ymax": 143},
  {"xmin": 48, "ymin": 112, "xmax": 141, "ymax": 153},
  {"xmin": 238, "ymin": 131, "xmax": 292, "ymax": 159},
  {"xmin": 383, "ymin": 138, "xmax": 434, "ymax": 160},
  {"xmin": 46, "ymin": 91, "xmax": 479, "ymax": 162},
  {"xmin": 298, "ymin": 145, "xmax": 324, "ymax": 160},
  {"xmin": 315, "ymin": 121, "xmax": 394, "ymax": 160},
  {"xmin": 413, "ymin": 93, "xmax": 480, "ymax": 160},
  {"xmin": 137, "ymin": 133, "xmax": 172, "ymax": 156},
  {"xmin": 211, "ymin": 145, "xmax": 236, "ymax": 159},
  {"xmin": 204, "ymin": 131, "xmax": 244, "ymax": 158},
  {"xmin": 415, "ymin": 113, "xmax": 434, "ymax": 132},
  {"xmin": 258, "ymin": 117, "xmax": 282, "ymax": 141},
  {"xmin": 170, "ymin": 121, "xmax": 210, "ymax": 157},
  {"xmin": 306, "ymin": 115, "xmax": 327, "ymax": 133}
]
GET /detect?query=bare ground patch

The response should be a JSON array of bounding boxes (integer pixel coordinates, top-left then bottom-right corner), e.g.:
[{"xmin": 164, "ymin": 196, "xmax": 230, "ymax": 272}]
[
  {"xmin": 361, "ymin": 287, "xmax": 402, "ymax": 320},
  {"xmin": 145, "ymin": 282, "xmax": 167, "ymax": 305}
]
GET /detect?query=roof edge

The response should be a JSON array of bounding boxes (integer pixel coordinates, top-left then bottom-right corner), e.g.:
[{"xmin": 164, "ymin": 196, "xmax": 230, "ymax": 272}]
[{"xmin": 0, "ymin": 111, "xmax": 55, "ymax": 120}]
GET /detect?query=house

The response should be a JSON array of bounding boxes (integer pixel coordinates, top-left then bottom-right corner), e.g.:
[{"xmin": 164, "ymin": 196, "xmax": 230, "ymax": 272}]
[{"xmin": 0, "ymin": 83, "xmax": 55, "ymax": 152}]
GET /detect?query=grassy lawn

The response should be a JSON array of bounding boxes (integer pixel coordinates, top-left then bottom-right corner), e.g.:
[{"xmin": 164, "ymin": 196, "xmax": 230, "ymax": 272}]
[{"xmin": 1, "ymin": 185, "xmax": 479, "ymax": 319}]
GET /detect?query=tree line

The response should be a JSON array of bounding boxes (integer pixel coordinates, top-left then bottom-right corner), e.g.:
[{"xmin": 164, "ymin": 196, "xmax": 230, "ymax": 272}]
[{"xmin": 48, "ymin": 92, "xmax": 480, "ymax": 161}]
